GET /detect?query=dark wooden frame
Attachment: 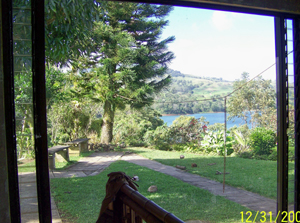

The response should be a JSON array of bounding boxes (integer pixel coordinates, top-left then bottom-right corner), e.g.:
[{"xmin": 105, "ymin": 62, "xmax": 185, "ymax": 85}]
[
  {"xmin": 275, "ymin": 17, "xmax": 289, "ymax": 221},
  {"xmin": 31, "ymin": 0, "xmax": 52, "ymax": 221},
  {"xmin": 1, "ymin": 0, "xmax": 300, "ymax": 222},
  {"xmin": 293, "ymin": 17, "xmax": 300, "ymax": 214},
  {"xmin": 1, "ymin": 0, "xmax": 21, "ymax": 222}
]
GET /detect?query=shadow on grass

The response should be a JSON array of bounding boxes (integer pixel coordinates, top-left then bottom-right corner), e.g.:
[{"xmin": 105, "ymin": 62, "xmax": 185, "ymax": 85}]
[
  {"xmin": 51, "ymin": 160, "xmax": 252, "ymax": 223},
  {"xmin": 127, "ymin": 147, "xmax": 294, "ymax": 202}
]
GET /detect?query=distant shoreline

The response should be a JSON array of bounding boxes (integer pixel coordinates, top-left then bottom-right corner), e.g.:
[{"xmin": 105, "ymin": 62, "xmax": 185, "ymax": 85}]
[
  {"xmin": 161, "ymin": 114, "xmax": 189, "ymax": 116},
  {"xmin": 161, "ymin": 112, "xmax": 223, "ymax": 116}
]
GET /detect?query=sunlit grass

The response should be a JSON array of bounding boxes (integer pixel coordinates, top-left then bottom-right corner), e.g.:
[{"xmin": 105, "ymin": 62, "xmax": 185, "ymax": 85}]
[
  {"xmin": 51, "ymin": 160, "xmax": 254, "ymax": 223},
  {"xmin": 18, "ymin": 151, "xmax": 94, "ymax": 172},
  {"xmin": 128, "ymin": 147, "xmax": 294, "ymax": 202}
]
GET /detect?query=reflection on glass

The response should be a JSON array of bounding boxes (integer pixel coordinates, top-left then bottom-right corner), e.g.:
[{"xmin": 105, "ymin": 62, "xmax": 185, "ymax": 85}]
[{"xmin": 13, "ymin": 1, "xmax": 38, "ymax": 222}]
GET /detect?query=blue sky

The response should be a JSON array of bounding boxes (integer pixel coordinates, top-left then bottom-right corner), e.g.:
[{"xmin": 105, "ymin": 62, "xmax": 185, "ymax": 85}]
[{"xmin": 160, "ymin": 6, "xmax": 277, "ymax": 81}]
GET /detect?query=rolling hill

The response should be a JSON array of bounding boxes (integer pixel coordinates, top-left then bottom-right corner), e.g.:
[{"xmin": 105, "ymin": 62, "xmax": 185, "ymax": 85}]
[{"xmin": 152, "ymin": 69, "xmax": 234, "ymax": 114}]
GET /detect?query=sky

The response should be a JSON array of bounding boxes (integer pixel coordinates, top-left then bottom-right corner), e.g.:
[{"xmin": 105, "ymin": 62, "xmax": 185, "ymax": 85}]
[{"xmin": 160, "ymin": 6, "xmax": 277, "ymax": 81}]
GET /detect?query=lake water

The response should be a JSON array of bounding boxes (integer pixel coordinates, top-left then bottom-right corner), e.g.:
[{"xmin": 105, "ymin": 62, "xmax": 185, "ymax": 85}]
[{"xmin": 161, "ymin": 113, "xmax": 248, "ymax": 129}]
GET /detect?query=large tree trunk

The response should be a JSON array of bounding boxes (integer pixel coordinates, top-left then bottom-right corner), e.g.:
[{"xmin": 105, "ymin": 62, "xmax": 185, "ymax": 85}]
[{"xmin": 100, "ymin": 101, "xmax": 115, "ymax": 144}]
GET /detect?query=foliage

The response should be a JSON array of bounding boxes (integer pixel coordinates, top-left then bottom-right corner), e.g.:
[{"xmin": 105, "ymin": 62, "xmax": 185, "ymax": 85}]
[
  {"xmin": 287, "ymin": 109, "xmax": 295, "ymax": 147},
  {"xmin": 208, "ymin": 123, "xmax": 224, "ymax": 132},
  {"xmin": 46, "ymin": 66, "xmax": 70, "ymax": 106},
  {"xmin": 249, "ymin": 127, "xmax": 276, "ymax": 156},
  {"xmin": 227, "ymin": 72, "xmax": 276, "ymax": 129},
  {"xmin": 45, "ymin": 0, "xmax": 100, "ymax": 65},
  {"xmin": 181, "ymin": 142, "xmax": 202, "ymax": 153},
  {"xmin": 47, "ymin": 101, "xmax": 102, "ymax": 145},
  {"xmin": 14, "ymin": 65, "xmax": 71, "ymax": 158},
  {"xmin": 13, "ymin": 0, "xmax": 100, "ymax": 66},
  {"xmin": 12, "ymin": 0, "xmax": 100, "ymax": 157},
  {"xmin": 144, "ymin": 116, "xmax": 208, "ymax": 151},
  {"xmin": 14, "ymin": 69, "xmax": 34, "ymax": 159},
  {"xmin": 71, "ymin": 3, "xmax": 175, "ymax": 143},
  {"xmin": 153, "ymin": 69, "xmax": 232, "ymax": 114},
  {"xmin": 171, "ymin": 143, "xmax": 187, "ymax": 151},
  {"xmin": 143, "ymin": 125, "xmax": 172, "ymax": 150},
  {"xmin": 89, "ymin": 119, "xmax": 103, "ymax": 137},
  {"xmin": 113, "ymin": 107, "xmax": 164, "ymax": 146},
  {"xmin": 201, "ymin": 131, "xmax": 234, "ymax": 156},
  {"xmin": 232, "ymin": 130, "xmax": 250, "ymax": 153},
  {"xmin": 169, "ymin": 116, "xmax": 208, "ymax": 144}
]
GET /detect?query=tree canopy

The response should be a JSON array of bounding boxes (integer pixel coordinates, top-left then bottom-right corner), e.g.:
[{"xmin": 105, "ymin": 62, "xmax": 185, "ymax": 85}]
[
  {"xmin": 227, "ymin": 72, "xmax": 276, "ymax": 129},
  {"xmin": 45, "ymin": 0, "xmax": 101, "ymax": 65},
  {"xmin": 71, "ymin": 2, "xmax": 175, "ymax": 143}
]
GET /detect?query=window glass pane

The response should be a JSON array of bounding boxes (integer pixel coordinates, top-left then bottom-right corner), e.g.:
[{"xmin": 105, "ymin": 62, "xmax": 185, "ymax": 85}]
[{"xmin": 13, "ymin": 2, "xmax": 38, "ymax": 222}]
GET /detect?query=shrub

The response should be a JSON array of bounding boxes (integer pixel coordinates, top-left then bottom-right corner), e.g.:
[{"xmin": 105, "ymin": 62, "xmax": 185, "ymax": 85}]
[
  {"xmin": 249, "ymin": 127, "xmax": 276, "ymax": 156},
  {"xmin": 143, "ymin": 125, "xmax": 172, "ymax": 150},
  {"xmin": 239, "ymin": 151, "xmax": 253, "ymax": 159},
  {"xmin": 113, "ymin": 108, "xmax": 164, "ymax": 146},
  {"xmin": 268, "ymin": 150, "xmax": 277, "ymax": 161},
  {"xmin": 144, "ymin": 115, "xmax": 210, "ymax": 152},
  {"xmin": 89, "ymin": 119, "xmax": 103, "ymax": 136},
  {"xmin": 182, "ymin": 142, "xmax": 201, "ymax": 153},
  {"xmin": 289, "ymin": 147, "xmax": 295, "ymax": 161},
  {"xmin": 201, "ymin": 130, "xmax": 234, "ymax": 156},
  {"xmin": 48, "ymin": 102, "xmax": 89, "ymax": 144},
  {"xmin": 168, "ymin": 116, "xmax": 208, "ymax": 144},
  {"xmin": 171, "ymin": 143, "xmax": 186, "ymax": 151}
]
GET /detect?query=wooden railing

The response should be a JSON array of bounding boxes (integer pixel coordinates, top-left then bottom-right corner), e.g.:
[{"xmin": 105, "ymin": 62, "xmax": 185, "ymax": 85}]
[{"xmin": 96, "ymin": 172, "xmax": 184, "ymax": 223}]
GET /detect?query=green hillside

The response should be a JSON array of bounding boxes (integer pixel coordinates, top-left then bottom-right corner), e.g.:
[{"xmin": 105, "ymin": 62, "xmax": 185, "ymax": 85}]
[{"xmin": 152, "ymin": 69, "xmax": 233, "ymax": 114}]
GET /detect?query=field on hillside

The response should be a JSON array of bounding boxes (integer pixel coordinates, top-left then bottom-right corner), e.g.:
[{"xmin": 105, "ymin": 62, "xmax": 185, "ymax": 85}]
[
  {"xmin": 153, "ymin": 70, "xmax": 234, "ymax": 114},
  {"xmin": 173, "ymin": 76, "xmax": 233, "ymax": 96}
]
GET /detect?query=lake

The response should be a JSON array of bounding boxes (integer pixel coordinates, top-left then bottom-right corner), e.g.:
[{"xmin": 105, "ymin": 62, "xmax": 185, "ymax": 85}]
[{"xmin": 161, "ymin": 113, "xmax": 249, "ymax": 129}]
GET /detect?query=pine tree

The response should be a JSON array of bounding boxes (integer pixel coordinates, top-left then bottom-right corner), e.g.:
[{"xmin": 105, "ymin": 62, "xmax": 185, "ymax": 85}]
[{"xmin": 72, "ymin": 2, "xmax": 175, "ymax": 143}]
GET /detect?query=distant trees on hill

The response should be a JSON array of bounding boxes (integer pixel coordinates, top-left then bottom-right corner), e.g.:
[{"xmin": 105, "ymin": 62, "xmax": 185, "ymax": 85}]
[
  {"xmin": 153, "ymin": 69, "xmax": 231, "ymax": 114},
  {"xmin": 153, "ymin": 92, "xmax": 225, "ymax": 114},
  {"xmin": 167, "ymin": 69, "xmax": 228, "ymax": 82}
]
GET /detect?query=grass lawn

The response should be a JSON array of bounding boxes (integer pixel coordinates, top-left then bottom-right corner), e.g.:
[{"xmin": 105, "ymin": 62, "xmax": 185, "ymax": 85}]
[
  {"xmin": 127, "ymin": 147, "xmax": 295, "ymax": 202},
  {"xmin": 18, "ymin": 151, "xmax": 94, "ymax": 172},
  {"xmin": 51, "ymin": 160, "xmax": 256, "ymax": 223}
]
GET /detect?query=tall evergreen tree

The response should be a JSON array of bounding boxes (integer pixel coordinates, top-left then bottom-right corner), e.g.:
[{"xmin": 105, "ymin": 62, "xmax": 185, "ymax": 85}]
[{"xmin": 72, "ymin": 2, "xmax": 175, "ymax": 143}]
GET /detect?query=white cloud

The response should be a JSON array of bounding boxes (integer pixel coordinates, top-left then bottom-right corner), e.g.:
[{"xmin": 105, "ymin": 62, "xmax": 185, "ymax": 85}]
[{"xmin": 211, "ymin": 11, "xmax": 233, "ymax": 31}]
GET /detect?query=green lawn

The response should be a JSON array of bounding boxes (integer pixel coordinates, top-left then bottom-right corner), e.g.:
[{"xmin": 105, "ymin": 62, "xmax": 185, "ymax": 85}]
[
  {"xmin": 18, "ymin": 151, "xmax": 94, "ymax": 172},
  {"xmin": 127, "ymin": 147, "xmax": 295, "ymax": 202},
  {"xmin": 51, "ymin": 160, "xmax": 255, "ymax": 223}
]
